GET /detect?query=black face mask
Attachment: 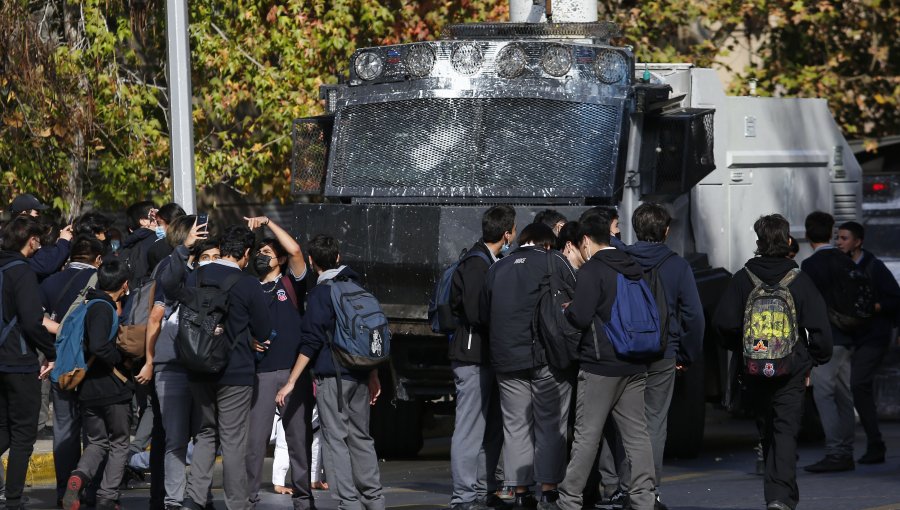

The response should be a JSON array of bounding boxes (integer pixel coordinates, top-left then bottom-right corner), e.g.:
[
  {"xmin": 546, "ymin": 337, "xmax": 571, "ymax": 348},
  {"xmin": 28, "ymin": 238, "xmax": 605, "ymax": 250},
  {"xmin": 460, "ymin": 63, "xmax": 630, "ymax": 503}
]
[{"xmin": 253, "ymin": 254, "xmax": 273, "ymax": 275}]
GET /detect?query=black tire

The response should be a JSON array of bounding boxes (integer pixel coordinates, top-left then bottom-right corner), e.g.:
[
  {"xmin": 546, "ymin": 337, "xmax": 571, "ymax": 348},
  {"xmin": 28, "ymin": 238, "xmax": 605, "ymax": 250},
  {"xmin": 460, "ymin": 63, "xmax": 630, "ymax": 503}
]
[
  {"xmin": 665, "ymin": 356, "xmax": 706, "ymax": 459},
  {"xmin": 369, "ymin": 368, "xmax": 424, "ymax": 458}
]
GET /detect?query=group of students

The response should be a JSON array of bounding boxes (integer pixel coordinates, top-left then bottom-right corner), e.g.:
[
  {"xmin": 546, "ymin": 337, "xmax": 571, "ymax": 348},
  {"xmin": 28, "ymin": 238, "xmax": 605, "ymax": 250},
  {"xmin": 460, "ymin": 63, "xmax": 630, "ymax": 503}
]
[{"xmin": 0, "ymin": 195, "xmax": 385, "ymax": 510}]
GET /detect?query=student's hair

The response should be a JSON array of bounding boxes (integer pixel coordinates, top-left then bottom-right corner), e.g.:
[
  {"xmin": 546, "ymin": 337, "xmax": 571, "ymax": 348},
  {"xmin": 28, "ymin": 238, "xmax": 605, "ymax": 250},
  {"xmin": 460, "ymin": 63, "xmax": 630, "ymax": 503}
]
[
  {"xmin": 166, "ymin": 215, "xmax": 196, "ymax": 248},
  {"xmin": 838, "ymin": 221, "xmax": 865, "ymax": 241},
  {"xmin": 632, "ymin": 203, "xmax": 671, "ymax": 243},
  {"xmin": 73, "ymin": 212, "xmax": 110, "ymax": 238},
  {"xmin": 126, "ymin": 201, "xmax": 156, "ymax": 232},
  {"xmin": 577, "ymin": 210, "xmax": 612, "ymax": 247},
  {"xmin": 578, "ymin": 205, "xmax": 618, "ymax": 224},
  {"xmin": 786, "ymin": 236, "xmax": 800, "ymax": 259},
  {"xmin": 70, "ymin": 235, "xmax": 105, "ymax": 264},
  {"xmin": 257, "ymin": 237, "xmax": 287, "ymax": 259},
  {"xmin": 482, "ymin": 205, "xmax": 516, "ymax": 243},
  {"xmin": 557, "ymin": 221, "xmax": 580, "ymax": 251},
  {"xmin": 1, "ymin": 216, "xmax": 44, "ymax": 251},
  {"xmin": 308, "ymin": 234, "xmax": 340, "ymax": 270},
  {"xmin": 190, "ymin": 237, "xmax": 220, "ymax": 260},
  {"xmin": 804, "ymin": 211, "xmax": 834, "ymax": 244},
  {"xmin": 517, "ymin": 223, "xmax": 556, "ymax": 249},
  {"xmin": 97, "ymin": 258, "xmax": 132, "ymax": 292},
  {"xmin": 219, "ymin": 225, "xmax": 255, "ymax": 260},
  {"xmin": 754, "ymin": 214, "xmax": 792, "ymax": 258},
  {"xmin": 156, "ymin": 203, "xmax": 186, "ymax": 226},
  {"xmin": 533, "ymin": 209, "xmax": 567, "ymax": 230}
]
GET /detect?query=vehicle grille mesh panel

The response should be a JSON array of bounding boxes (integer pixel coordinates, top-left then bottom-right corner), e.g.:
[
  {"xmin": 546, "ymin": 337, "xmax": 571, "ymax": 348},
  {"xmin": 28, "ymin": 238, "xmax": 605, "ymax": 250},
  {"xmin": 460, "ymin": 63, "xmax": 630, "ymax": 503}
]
[
  {"xmin": 327, "ymin": 98, "xmax": 623, "ymax": 198},
  {"xmin": 291, "ymin": 116, "xmax": 333, "ymax": 195}
]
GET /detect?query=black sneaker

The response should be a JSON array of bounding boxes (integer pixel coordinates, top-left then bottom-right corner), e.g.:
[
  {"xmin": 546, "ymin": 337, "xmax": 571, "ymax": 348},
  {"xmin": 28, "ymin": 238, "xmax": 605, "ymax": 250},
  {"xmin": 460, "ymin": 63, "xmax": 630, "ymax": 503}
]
[
  {"xmin": 536, "ymin": 501, "xmax": 559, "ymax": 510},
  {"xmin": 803, "ymin": 454, "xmax": 854, "ymax": 473},
  {"xmin": 766, "ymin": 501, "xmax": 792, "ymax": 510},
  {"xmin": 858, "ymin": 442, "xmax": 886, "ymax": 464},
  {"xmin": 593, "ymin": 490, "xmax": 627, "ymax": 510},
  {"xmin": 483, "ymin": 494, "xmax": 509, "ymax": 509},
  {"xmin": 513, "ymin": 492, "xmax": 538, "ymax": 510},
  {"xmin": 655, "ymin": 495, "xmax": 668, "ymax": 510},
  {"xmin": 452, "ymin": 502, "xmax": 490, "ymax": 510}
]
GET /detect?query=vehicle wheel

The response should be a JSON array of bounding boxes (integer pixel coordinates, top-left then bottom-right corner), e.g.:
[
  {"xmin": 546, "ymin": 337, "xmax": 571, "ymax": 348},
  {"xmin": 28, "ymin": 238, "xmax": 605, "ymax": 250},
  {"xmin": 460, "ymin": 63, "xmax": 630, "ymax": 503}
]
[
  {"xmin": 369, "ymin": 369, "xmax": 424, "ymax": 458},
  {"xmin": 665, "ymin": 357, "xmax": 706, "ymax": 459}
]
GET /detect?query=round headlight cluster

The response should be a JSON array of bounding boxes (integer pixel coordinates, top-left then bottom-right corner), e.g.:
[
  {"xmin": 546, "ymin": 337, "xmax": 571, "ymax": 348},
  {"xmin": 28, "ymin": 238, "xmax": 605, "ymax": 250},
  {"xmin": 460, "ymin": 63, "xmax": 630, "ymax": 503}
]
[
  {"xmin": 541, "ymin": 44, "xmax": 573, "ymax": 77},
  {"xmin": 595, "ymin": 50, "xmax": 628, "ymax": 84},
  {"xmin": 354, "ymin": 52, "xmax": 384, "ymax": 81},
  {"xmin": 451, "ymin": 43, "xmax": 484, "ymax": 76},
  {"xmin": 496, "ymin": 44, "xmax": 527, "ymax": 79},
  {"xmin": 405, "ymin": 44, "xmax": 435, "ymax": 78}
]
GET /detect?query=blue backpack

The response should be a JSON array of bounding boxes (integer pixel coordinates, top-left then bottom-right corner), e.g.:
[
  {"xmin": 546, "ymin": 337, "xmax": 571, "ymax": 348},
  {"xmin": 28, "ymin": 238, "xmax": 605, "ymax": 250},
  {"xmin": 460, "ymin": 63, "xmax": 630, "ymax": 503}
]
[
  {"xmin": 602, "ymin": 273, "xmax": 662, "ymax": 360},
  {"xmin": 51, "ymin": 299, "xmax": 119, "ymax": 390},
  {"xmin": 428, "ymin": 250, "xmax": 492, "ymax": 334},
  {"xmin": 0, "ymin": 260, "xmax": 28, "ymax": 353},
  {"xmin": 326, "ymin": 278, "xmax": 391, "ymax": 369}
]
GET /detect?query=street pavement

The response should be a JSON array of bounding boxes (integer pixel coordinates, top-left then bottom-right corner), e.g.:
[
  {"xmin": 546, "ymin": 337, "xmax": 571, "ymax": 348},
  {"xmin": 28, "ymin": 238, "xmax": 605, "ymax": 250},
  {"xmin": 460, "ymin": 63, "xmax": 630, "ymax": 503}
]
[{"xmin": 13, "ymin": 407, "xmax": 900, "ymax": 510}]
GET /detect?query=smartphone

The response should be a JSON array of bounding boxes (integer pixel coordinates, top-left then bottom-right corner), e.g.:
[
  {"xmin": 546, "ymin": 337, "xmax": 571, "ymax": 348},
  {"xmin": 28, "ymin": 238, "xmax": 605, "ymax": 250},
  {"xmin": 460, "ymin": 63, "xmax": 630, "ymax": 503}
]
[{"xmin": 197, "ymin": 212, "xmax": 209, "ymax": 229}]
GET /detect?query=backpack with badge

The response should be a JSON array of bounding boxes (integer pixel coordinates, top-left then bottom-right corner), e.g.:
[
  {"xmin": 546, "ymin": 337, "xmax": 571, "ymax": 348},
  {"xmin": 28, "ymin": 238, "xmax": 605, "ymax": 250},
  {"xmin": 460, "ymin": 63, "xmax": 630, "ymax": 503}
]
[
  {"xmin": 0, "ymin": 260, "xmax": 29, "ymax": 355},
  {"xmin": 175, "ymin": 267, "xmax": 244, "ymax": 373},
  {"xmin": 825, "ymin": 251, "xmax": 875, "ymax": 333},
  {"xmin": 741, "ymin": 268, "xmax": 801, "ymax": 378},
  {"xmin": 51, "ymin": 299, "xmax": 121, "ymax": 390},
  {"xmin": 428, "ymin": 249, "xmax": 492, "ymax": 334},
  {"xmin": 596, "ymin": 260, "xmax": 663, "ymax": 360},
  {"xmin": 533, "ymin": 251, "xmax": 580, "ymax": 370}
]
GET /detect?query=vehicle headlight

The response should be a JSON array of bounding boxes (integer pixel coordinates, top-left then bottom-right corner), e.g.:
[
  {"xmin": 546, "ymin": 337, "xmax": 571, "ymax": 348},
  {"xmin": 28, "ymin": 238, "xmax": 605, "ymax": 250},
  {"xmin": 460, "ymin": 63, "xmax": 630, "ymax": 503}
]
[
  {"xmin": 595, "ymin": 50, "xmax": 628, "ymax": 84},
  {"xmin": 405, "ymin": 45, "xmax": 435, "ymax": 78},
  {"xmin": 354, "ymin": 52, "xmax": 384, "ymax": 81},
  {"xmin": 451, "ymin": 43, "xmax": 484, "ymax": 76},
  {"xmin": 540, "ymin": 44, "xmax": 573, "ymax": 77},
  {"xmin": 496, "ymin": 43, "xmax": 527, "ymax": 79}
]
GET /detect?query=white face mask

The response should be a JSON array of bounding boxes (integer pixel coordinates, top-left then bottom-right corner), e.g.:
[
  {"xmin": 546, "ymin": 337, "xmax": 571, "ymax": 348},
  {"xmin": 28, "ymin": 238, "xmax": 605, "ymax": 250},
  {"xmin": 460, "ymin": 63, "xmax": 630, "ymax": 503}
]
[{"xmin": 197, "ymin": 260, "xmax": 215, "ymax": 267}]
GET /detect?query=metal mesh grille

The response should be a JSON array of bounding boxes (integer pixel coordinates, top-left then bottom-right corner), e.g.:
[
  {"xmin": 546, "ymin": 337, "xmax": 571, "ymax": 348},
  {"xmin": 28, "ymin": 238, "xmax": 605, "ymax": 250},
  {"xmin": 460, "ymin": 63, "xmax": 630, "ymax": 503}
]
[
  {"xmin": 327, "ymin": 98, "xmax": 623, "ymax": 198},
  {"xmin": 291, "ymin": 116, "xmax": 333, "ymax": 195},
  {"xmin": 639, "ymin": 108, "xmax": 715, "ymax": 197}
]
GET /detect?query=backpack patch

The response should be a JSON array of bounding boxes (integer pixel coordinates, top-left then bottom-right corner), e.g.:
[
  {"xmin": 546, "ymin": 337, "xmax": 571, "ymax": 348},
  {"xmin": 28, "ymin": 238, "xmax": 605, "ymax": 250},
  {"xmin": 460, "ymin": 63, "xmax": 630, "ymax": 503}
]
[
  {"xmin": 326, "ymin": 278, "xmax": 391, "ymax": 369},
  {"xmin": 428, "ymin": 250, "xmax": 492, "ymax": 334},
  {"xmin": 51, "ymin": 299, "xmax": 118, "ymax": 391},
  {"xmin": 742, "ymin": 268, "xmax": 800, "ymax": 378}
]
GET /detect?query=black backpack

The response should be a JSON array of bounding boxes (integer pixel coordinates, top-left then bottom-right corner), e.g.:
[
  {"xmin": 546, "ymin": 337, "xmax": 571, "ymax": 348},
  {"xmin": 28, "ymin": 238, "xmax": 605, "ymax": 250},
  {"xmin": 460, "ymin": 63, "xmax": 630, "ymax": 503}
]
[
  {"xmin": 533, "ymin": 251, "xmax": 580, "ymax": 370},
  {"xmin": 175, "ymin": 268, "xmax": 244, "ymax": 373},
  {"xmin": 825, "ymin": 251, "xmax": 875, "ymax": 333}
]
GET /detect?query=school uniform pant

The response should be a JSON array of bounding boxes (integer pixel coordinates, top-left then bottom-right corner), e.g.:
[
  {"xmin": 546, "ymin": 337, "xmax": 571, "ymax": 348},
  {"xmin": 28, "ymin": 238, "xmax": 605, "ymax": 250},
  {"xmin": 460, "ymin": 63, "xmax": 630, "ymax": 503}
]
[
  {"xmin": 317, "ymin": 375, "xmax": 384, "ymax": 510},
  {"xmin": 0, "ymin": 372, "xmax": 41, "ymax": 507},
  {"xmin": 183, "ymin": 383, "xmax": 252, "ymax": 510},
  {"xmin": 156, "ymin": 368, "xmax": 194, "ymax": 508},
  {"xmin": 246, "ymin": 369, "xmax": 314, "ymax": 510},
  {"xmin": 496, "ymin": 365, "xmax": 572, "ymax": 487},
  {"xmin": 851, "ymin": 337, "xmax": 890, "ymax": 448},
  {"xmin": 557, "ymin": 371, "xmax": 655, "ymax": 510},
  {"xmin": 810, "ymin": 345, "xmax": 854, "ymax": 457},
  {"xmin": 74, "ymin": 401, "xmax": 132, "ymax": 504},
  {"xmin": 52, "ymin": 383, "xmax": 83, "ymax": 501},
  {"xmin": 450, "ymin": 362, "xmax": 503, "ymax": 505}
]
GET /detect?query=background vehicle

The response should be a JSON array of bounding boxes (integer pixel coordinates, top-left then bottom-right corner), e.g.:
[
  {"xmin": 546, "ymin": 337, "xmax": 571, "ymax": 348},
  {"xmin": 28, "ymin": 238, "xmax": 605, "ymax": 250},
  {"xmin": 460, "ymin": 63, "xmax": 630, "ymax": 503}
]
[{"xmin": 290, "ymin": 0, "xmax": 862, "ymax": 457}]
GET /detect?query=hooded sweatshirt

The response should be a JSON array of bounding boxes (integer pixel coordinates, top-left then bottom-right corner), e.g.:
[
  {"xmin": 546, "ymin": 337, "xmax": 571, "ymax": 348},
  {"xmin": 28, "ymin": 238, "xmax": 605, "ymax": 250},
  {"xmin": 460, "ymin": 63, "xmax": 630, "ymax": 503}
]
[
  {"xmin": 621, "ymin": 241, "xmax": 705, "ymax": 365},
  {"xmin": 713, "ymin": 256, "xmax": 832, "ymax": 369},
  {"xmin": 0, "ymin": 251, "xmax": 56, "ymax": 372},
  {"xmin": 564, "ymin": 247, "xmax": 649, "ymax": 377},
  {"xmin": 79, "ymin": 289, "xmax": 133, "ymax": 407}
]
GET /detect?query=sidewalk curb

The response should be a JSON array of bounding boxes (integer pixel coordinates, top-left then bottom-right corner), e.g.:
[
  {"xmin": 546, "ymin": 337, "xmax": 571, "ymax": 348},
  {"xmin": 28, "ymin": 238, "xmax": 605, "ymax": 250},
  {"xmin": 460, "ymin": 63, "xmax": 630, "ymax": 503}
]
[{"xmin": 2, "ymin": 452, "xmax": 57, "ymax": 489}]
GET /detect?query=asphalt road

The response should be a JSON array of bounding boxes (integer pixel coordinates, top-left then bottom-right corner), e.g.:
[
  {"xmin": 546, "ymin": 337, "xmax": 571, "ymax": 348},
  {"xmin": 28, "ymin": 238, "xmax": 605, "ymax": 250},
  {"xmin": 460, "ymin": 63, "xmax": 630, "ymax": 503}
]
[{"xmin": 15, "ymin": 406, "xmax": 900, "ymax": 510}]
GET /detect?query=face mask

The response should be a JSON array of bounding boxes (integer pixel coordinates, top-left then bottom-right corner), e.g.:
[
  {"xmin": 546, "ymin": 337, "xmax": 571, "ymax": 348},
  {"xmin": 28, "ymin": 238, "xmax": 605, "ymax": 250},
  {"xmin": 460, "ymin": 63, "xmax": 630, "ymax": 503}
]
[
  {"xmin": 155, "ymin": 226, "xmax": 166, "ymax": 240},
  {"xmin": 110, "ymin": 240, "xmax": 121, "ymax": 252},
  {"xmin": 196, "ymin": 260, "xmax": 215, "ymax": 268},
  {"xmin": 254, "ymin": 254, "xmax": 273, "ymax": 275}
]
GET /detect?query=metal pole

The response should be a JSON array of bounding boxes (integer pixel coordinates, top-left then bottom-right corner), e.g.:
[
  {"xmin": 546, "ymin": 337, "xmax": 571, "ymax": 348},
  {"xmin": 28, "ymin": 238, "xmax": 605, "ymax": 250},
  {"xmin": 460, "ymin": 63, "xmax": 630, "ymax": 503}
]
[
  {"xmin": 619, "ymin": 113, "xmax": 643, "ymax": 245},
  {"xmin": 167, "ymin": 0, "xmax": 196, "ymax": 213}
]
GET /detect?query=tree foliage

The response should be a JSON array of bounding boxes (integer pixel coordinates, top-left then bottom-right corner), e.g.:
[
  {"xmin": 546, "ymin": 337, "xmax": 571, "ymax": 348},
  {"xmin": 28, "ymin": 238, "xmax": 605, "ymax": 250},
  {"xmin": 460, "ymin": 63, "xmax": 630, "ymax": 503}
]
[{"xmin": 1, "ymin": 0, "xmax": 896, "ymax": 215}]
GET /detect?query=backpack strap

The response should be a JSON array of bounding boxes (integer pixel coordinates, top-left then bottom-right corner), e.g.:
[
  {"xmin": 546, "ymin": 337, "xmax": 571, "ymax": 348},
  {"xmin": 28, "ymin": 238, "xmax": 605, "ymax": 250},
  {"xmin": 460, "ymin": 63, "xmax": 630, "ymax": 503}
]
[
  {"xmin": 321, "ymin": 280, "xmax": 346, "ymax": 412},
  {"xmin": 281, "ymin": 274, "xmax": 300, "ymax": 311},
  {"xmin": 82, "ymin": 299, "xmax": 127, "ymax": 383},
  {"xmin": 0, "ymin": 260, "xmax": 28, "ymax": 349},
  {"xmin": 778, "ymin": 268, "xmax": 801, "ymax": 287},
  {"xmin": 744, "ymin": 268, "xmax": 763, "ymax": 287},
  {"xmin": 654, "ymin": 251, "xmax": 677, "ymax": 271}
]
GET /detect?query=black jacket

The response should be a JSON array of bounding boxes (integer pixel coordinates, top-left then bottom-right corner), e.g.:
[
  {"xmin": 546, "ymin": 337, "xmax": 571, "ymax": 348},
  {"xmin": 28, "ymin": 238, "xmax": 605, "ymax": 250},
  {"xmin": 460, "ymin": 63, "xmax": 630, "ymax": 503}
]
[
  {"xmin": 564, "ymin": 248, "xmax": 649, "ymax": 377},
  {"xmin": 448, "ymin": 241, "xmax": 495, "ymax": 364},
  {"xmin": 713, "ymin": 256, "xmax": 832, "ymax": 368},
  {"xmin": 856, "ymin": 249, "xmax": 900, "ymax": 345},
  {"xmin": 79, "ymin": 289, "xmax": 133, "ymax": 407},
  {"xmin": 29, "ymin": 239, "xmax": 71, "ymax": 280},
  {"xmin": 799, "ymin": 246, "xmax": 854, "ymax": 346},
  {"xmin": 480, "ymin": 246, "xmax": 576, "ymax": 374},
  {"xmin": 0, "ymin": 251, "xmax": 56, "ymax": 371}
]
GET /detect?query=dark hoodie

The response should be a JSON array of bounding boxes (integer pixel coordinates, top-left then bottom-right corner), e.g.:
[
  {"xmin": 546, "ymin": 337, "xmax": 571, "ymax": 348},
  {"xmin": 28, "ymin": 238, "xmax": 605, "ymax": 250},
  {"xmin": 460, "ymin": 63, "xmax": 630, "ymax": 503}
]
[
  {"xmin": 297, "ymin": 266, "xmax": 371, "ymax": 382},
  {"xmin": 0, "ymin": 251, "xmax": 56, "ymax": 372},
  {"xmin": 121, "ymin": 228, "xmax": 156, "ymax": 283},
  {"xmin": 448, "ymin": 241, "xmax": 495, "ymax": 364},
  {"xmin": 621, "ymin": 241, "xmax": 705, "ymax": 365},
  {"xmin": 564, "ymin": 248, "xmax": 649, "ymax": 377},
  {"xmin": 79, "ymin": 289, "xmax": 133, "ymax": 407},
  {"xmin": 713, "ymin": 257, "xmax": 832, "ymax": 369},
  {"xmin": 856, "ymin": 249, "xmax": 900, "ymax": 345}
]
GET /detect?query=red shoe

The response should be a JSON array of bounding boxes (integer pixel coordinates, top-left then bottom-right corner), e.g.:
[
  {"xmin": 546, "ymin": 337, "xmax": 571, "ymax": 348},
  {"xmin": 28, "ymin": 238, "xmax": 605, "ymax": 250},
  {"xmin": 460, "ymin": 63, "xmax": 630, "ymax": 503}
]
[{"xmin": 62, "ymin": 473, "xmax": 85, "ymax": 510}]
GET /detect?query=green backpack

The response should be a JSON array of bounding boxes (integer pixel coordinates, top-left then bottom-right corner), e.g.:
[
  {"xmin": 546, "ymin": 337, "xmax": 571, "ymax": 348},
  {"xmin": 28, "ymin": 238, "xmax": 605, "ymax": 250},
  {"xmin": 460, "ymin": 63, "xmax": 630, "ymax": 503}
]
[{"xmin": 742, "ymin": 268, "xmax": 800, "ymax": 378}]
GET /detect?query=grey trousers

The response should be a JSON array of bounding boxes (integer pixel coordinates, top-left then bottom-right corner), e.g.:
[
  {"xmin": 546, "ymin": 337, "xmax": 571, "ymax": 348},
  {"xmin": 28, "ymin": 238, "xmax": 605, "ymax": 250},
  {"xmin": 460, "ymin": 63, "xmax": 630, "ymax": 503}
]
[
  {"xmin": 810, "ymin": 345, "xmax": 854, "ymax": 457},
  {"xmin": 52, "ymin": 384, "xmax": 83, "ymax": 500},
  {"xmin": 450, "ymin": 362, "xmax": 503, "ymax": 505},
  {"xmin": 558, "ymin": 371, "xmax": 655, "ymax": 510},
  {"xmin": 75, "ymin": 402, "xmax": 131, "ymax": 503},
  {"xmin": 317, "ymin": 376, "xmax": 385, "ymax": 510},
  {"xmin": 156, "ymin": 369, "xmax": 194, "ymax": 507},
  {"xmin": 496, "ymin": 365, "xmax": 572, "ymax": 486},
  {"xmin": 184, "ymin": 383, "xmax": 253, "ymax": 510},
  {"xmin": 247, "ymin": 369, "xmax": 314, "ymax": 510}
]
